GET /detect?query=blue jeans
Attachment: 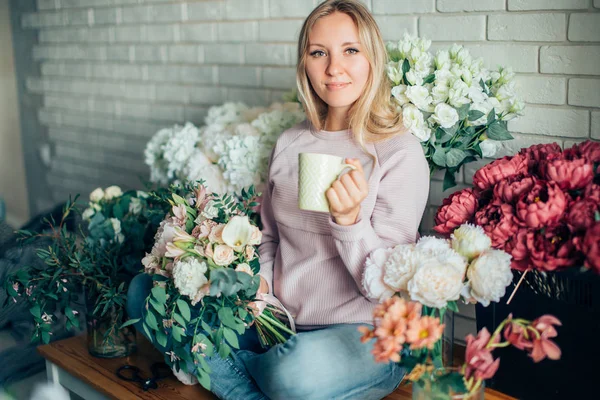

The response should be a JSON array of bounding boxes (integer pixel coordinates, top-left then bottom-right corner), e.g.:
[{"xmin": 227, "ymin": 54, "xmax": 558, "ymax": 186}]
[{"xmin": 127, "ymin": 273, "xmax": 405, "ymax": 400}]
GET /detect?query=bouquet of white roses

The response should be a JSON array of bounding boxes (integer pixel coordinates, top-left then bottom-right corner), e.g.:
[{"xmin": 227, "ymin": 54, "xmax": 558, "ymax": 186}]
[
  {"xmin": 132, "ymin": 182, "xmax": 294, "ymax": 390},
  {"xmin": 144, "ymin": 102, "xmax": 305, "ymax": 194},
  {"xmin": 363, "ymin": 223, "xmax": 513, "ymax": 309},
  {"xmin": 386, "ymin": 33, "xmax": 524, "ymax": 189}
]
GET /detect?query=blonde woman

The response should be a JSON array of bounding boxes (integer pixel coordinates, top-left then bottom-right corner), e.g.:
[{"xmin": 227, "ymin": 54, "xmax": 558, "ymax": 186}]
[{"xmin": 127, "ymin": 0, "xmax": 428, "ymax": 398}]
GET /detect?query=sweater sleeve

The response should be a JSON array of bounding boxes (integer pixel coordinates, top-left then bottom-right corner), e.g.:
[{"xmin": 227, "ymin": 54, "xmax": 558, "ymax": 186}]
[
  {"xmin": 257, "ymin": 149, "xmax": 279, "ymax": 293},
  {"xmin": 328, "ymin": 139, "xmax": 430, "ymax": 298}
]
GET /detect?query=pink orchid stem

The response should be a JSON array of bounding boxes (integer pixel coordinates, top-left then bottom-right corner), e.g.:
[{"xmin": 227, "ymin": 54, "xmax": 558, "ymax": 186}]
[{"xmin": 506, "ymin": 269, "xmax": 529, "ymax": 305}]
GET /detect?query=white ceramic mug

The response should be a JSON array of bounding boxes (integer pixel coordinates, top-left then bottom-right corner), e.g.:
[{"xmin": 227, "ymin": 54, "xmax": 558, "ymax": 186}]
[{"xmin": 298, "ymin": 153, "xmax": 357, "ymax": 213}]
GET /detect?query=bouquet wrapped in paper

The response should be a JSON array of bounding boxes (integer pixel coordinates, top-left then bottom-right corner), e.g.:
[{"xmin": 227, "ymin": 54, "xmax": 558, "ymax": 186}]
[
  {"xmin": 134, "ymin": 182, "xmax": 294, "ymax": 389},
  {"xmin": 386, "ymin": 34, "xmax": 523, "ymax": 189}
]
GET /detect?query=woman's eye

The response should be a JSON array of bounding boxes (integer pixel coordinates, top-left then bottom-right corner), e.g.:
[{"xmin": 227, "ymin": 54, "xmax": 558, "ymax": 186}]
[
  {"xmin": 346, "ymin": 48, "xmax": 359, "ymax": 55},
  {"xmin": 310, "ymin": 50, "xmax": 326, "ymax": 57}
]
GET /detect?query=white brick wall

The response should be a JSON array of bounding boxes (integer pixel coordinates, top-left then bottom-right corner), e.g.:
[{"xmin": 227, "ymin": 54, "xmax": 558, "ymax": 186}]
[{"xmin": 18, "ymin": 0, "xmax": 600, "ymax": 340}]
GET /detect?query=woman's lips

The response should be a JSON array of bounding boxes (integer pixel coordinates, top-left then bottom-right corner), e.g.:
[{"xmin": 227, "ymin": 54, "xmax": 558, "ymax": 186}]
[{"xmin": 325, "ymin": 82, "xmax": 350, "ymax": 91}]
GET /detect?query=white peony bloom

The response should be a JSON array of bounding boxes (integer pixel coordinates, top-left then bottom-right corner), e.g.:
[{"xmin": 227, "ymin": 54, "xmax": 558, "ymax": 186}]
[
  {"xmin": 405, "ymin": 85, "xmax": 432, "ymax": 111},
  {"xmin": 415, "ymin": 236, "xmax": 451, "ymax": 252},
  {"xmin": 363, "ymin": 247, "xmax": 395, "ymax": 302},
  {"xmin": 173, "ymin": 258, "xmax": 209, "ymax": 300},
  {"xmin": 104, "ymin": 186, "xmax": 123, "ymax": 200},
  {"xmin": 463, "ymin": 249, "xmax": 513, "ymax": 306},
  {"xmin": 407, "ymin": 253, "xmax": 464, "ymax": 308},
  {"xmin": 429, "ymin": 103, "xmax": 459, "ymax": 128},
  {"xmin": 89, "ymin": 188, "xmax": 104, "ymax": 203},
  {"xmin": 383, "ymin": 244, "xmax": 417, "ymax": 292},
  {"xmin": 480, "ymin": 139, "xmax": 503, "ymax": 158},
  {"xmin": 451, "ymin": 224, "xmax": 492, "ymax": 261}
]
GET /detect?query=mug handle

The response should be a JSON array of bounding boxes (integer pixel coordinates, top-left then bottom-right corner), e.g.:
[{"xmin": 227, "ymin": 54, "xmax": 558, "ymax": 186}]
[{"xmin": 336, "ymin": 163, "xmax": 357, "ymax": 180}]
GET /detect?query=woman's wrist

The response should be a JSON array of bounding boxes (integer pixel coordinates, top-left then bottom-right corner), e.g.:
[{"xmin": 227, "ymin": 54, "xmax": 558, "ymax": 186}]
[{"xmin": 333, "ymin": 208, "xmax": 360, "ymax": 226}]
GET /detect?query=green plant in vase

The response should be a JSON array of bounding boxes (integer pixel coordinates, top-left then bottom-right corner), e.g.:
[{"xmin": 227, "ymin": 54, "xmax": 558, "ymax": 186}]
[{"xmin": 4, "ymin": 186, "xmax": 169, "ymax": 357}]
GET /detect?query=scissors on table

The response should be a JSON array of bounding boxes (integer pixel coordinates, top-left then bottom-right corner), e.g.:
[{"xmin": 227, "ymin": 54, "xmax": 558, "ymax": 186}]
[{"xmin": 116, "ymin": 362, "xmax": 171, "ymax": 391}]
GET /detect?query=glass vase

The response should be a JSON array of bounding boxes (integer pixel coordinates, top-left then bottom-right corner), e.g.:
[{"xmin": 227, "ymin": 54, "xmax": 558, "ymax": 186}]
[
  {"xmin": 412, "ymin": 368, "xmax": 485, "ymax": 400},
  {"xmin": 86, "ymin": 302, "xmax": 137, "ymax": 358},
  {"xmin": 441, "ymin": 309, "xmax": 455, "ymax": 367}
]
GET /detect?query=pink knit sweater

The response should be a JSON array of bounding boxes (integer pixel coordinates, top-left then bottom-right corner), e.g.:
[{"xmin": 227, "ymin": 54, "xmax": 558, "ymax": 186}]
[{"xmin": 258, "ymin": 121, "xmax": 430, "ymax": 327}]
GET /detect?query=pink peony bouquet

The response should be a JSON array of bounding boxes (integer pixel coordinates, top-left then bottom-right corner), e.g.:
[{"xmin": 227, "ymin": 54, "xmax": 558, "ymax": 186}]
[
  {"xmin": 433, "ymin": 141, "xmax": 600, "ymax": 273},
  {"xmin": 409, "ymin": 313, "xmax": 561, "ymax": 399},
  {"xmin": 129, "ymin": 182, "xmax": 294, "ymax": 390}
]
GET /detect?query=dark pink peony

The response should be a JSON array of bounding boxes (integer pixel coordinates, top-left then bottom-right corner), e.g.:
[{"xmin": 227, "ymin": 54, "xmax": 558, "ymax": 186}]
[
  {"xmin": 519, "ymin": 142, "xmax": 562, "ymax": 173},
  {"xmin": 433, "ymin": 188, "xmax": 478, "ymax": 235},
  {"xmin": 526, "ymin": 225, "xmax": 580, "ymax": 272},
  {"xmin": 474, "ymin": 202, "xmax": 520, "ymax": 249},
  {"xmin": 504, "ymin": 228, "xmax": 530, "ymax": 271},
  {"xmin": 573, "ymin": 140, "xmax": 600, "ymax": 164},
  {"xmin": 464, "ymin": 328, "xmax": 501, "ymax": 381},
  {"xmin": 541, "ymin": 157, "xmax": 594, "ymax": 191},
  {"xmin": 567, "ymin": 198, "xmax": 599, "ymax": 232},
  {"xmin": 584, "ymin": 183, "xmax": 600, "ymax": 203},
  {"xmin": 581, "ymin": 222, "xmax": 600, "ymax": 273},
  {"xmin": 516, "ymin": 181, "xmax": 568, "ymax": 229},
  {"xmin": 493, "ymin": 174, "xmax": 537, "ymax": 204},
  {"xmin": 473, "ymin": 155, "xmax": 529, "ymax": 192}
]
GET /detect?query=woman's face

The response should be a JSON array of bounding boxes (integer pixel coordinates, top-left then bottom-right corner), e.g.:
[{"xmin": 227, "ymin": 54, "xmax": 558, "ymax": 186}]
[{"xmin": 305, "ymin": 12, "xmax": 371, "ymax": 118}]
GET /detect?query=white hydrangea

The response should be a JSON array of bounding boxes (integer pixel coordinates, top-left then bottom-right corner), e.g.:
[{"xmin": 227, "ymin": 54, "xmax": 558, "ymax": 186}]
[
  {"xmin": 204, "ymin": 102, "xmax": 249, "ymax": 127},
  {"xmin": 462, "ymin": 249, "xmax": 513, "ymax": 307},
  {"xmin": 173, "ymin": 258, "xmax": 209, "ymax": 301},
  {"xmin": 161, "ymin": 123, "xmax": 201, "ymax": 180}
]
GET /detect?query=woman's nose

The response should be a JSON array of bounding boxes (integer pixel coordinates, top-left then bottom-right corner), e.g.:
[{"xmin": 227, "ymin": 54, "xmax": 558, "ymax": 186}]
[{"xmin": 326, "ymin": 54, "xmax": 343, "ymax": 76}]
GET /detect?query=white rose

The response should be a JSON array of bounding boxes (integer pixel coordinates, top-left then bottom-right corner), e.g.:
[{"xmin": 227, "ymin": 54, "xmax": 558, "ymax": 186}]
[
  {"xmin": 82, "ymin": 207, "xmax": 95, "ymax": 221},
  {"xmin": 402, "ymin": 105, "xmax": 431, "ymax": 141},
  {"xmin": 480, "ymin": 139, "xmax": 503, "ymax": 158},
  {"xmin": 109, "ymin": 218, "xmax": 124, "ymax": 243},
  {"xmin": 407, "ymin": 255, "xmax": 464, "ymax": 308},
  {"xmin": 129, "ymin": 197, "xmax": 142, "ymax": 215},
  {"xmin": 405, "ymin": 85, "xmax": 432, "ymax": 111},
  {"xmin": 463, "ymin": 249, "xmax": 513, "ymax": 307},
  {"xmin": 383, "ymin": 244, "xmax": 417, "ymax": 292},
  {"xmin": 451, "ymin": 223, "xmax": 491, "ymax": 261},
  {"xmin": 173, "ymin": 258, "xmax": 209, "ymax": 300},
  {"xmin": 212, "ymin": 244, "xmax": 235, "ymax": 266},
  {"xmin": 429, "ymin": 103, "xmax": 459, "ymax": 129},
  {"xmin": 434, "ymin": 50, "xmax": 451, "ymax": 70},
  {"xmin": 248, "ymin": 225, "xmax": 262, "ymax": 246},
  {"xmin": 431, "ymin": 85, "xmax": 449, "ymax": 105},
  {"xmin": 391, "ymin": 85, "xmax": 409, "ymax": 106},
  {"xmin": 235, "ymin": 263, "xmax": 254, "ymax": 276},
  {"xmin": 386, "ymin": 62, "xmax": 403, "ymax": 85},
  {"xmin": 104, "ymin": 186, "xmax": 123, "ymax": 200},
  {"xmin": 363, "ymin": 247, "xmax": 395, "ymax": 302},
  {"xmin": 89, "ymin": 188, "xmax": 104, "ymax": 203}
]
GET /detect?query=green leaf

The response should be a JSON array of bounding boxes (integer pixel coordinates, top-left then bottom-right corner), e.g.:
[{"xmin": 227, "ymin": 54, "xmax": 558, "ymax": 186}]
[
  {"xmin": 156, "ymin": 330, "xmax": 168, "ymax": 348},
  {"xmin": 173, "ymin": 313, "xmax": 187, "ymax": 328},
  {"xmin": 435, "ymin": 128, "xmax": 452, "ymax": 144},
  {"xmin": 41, "ymin": 331, "xmax": 51, "ymax": 344},
  {"xmin": 457, "ymin": 104, "xmax": 470, "ymax": 120},
  {"xmin": 151, "ymin": 286, "xmax": 167, "ymax": 304},
  {"xmin": 487, "ymin": 122, "xmax": 513, "ymax": 141},
  {"xmin": 201, "ymin": 320, "xmax": 213, "ymax": 334},
  {"xmin": 30, "ymin": 305, "xmax": 41, "ymax": 319},
  {"xmin": 432, "ymin": 147, "xmax": 447, "ymax": 167},
  {"xmin": 142, "ymin": 322, "xmax": 153, "ymax": 340},
  {"xmin": 217, "ymin": 307, "xmax": 237, "ymax": 330},
  {"xmin": 149, "ymin": 298, "xmax": 166, "ymax": 316},
  {"xmin": 145, "ymin": 311, "xmax": 159, "ymax": 331},
  {"xmin": 177, "ymin": 299, "xmax": 191, "ymax": 322},
  {"xmin": 218, "ymin": 342, "xmax": 231, "ymax": 359},
  {"xmin": 172, "ymin": 326, "xmax": 183, "ymax": 342},
  {"xmin": 119, "ymin": 318, "xmax": 140, "ymax": 329},
  {"xmin": 422, "ymin": 73, "xmax": 435, "ymax": 84},
  {"xmin": 223, "ymin": 327, "xmax": 240, "ymax": 349},
  {"xmin": 446, "ymin": 148, "xmax": 468, "ymax": 168},
  {"xmin": 401, "ymin": 59, "xmax": 410, "ymax": 74},
  {"xmin": 447, "ymin": 301, "xmax": 459, "ymax": 313},
  {"xmin": 443, "ymin": 170, "xmax": 457, "ymax": 191},
  {"xmin": 171, "ymin": 193, "xmax": 187, "ymax": 206},
  {"xmin": 487, "ymin": 108, "xmax": 496, "ymax": 125},
  {"xmin": 197, "ymin": 370, "xmax": 211, "ymax": 391},
  {"xmin": 468, "ymin": 110, "xmax": 485, "ymax": 122}
]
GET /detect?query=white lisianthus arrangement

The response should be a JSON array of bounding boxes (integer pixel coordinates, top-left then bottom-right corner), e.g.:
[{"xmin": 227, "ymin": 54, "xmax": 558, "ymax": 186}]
[
  {"xmin": 134, "ymin": 182, "xmax": 294, "ymax": 391},
  {"xmin": 386, "ymin": 33, "xmax": 524, "ymax": 190},
  {"xmin": 363, "ymin": 223, "xmax": 513, "ymax": 309},
  {"xmin": 144, "ymin": 102, "xmax": 305, "ymax": 194}
]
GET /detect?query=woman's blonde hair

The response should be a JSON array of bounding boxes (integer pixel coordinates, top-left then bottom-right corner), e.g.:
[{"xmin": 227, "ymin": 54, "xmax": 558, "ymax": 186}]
[{"xmin": 296, "ymin": 0, "xmax": 405, "ymax": 150}]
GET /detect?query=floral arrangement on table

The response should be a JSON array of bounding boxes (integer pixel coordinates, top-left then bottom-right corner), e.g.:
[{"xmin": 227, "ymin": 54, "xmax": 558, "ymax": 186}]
[
  {"xmin": 362, "ymin": 223, "xmax": 513, "ymax": 366},
  {"xmin": 144, "ymin": 102, "xmax": 306, "ymax": 194},
  {"xmin": 132, "ymin": 181, "xmax": 294, "ymax": 390},
  {"xmin": 4, "ymin": 186, "xmax": 167, "ymax": 347},
  {"xmin": 385, "ymin": 33, "xmax": 523, "ymax": 189},
  {"xmin": 433, "ymin": 140, "xmax": 600, "ymax": 276},
  {"xmin": 403, "ymin": 310, "xmax": 560, "ymax": 399}
]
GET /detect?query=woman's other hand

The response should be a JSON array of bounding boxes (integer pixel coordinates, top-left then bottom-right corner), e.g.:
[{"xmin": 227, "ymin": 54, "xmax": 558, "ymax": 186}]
[{"xmin": 326, "ymin": 158, "xmax": 369, "ymax": 226}]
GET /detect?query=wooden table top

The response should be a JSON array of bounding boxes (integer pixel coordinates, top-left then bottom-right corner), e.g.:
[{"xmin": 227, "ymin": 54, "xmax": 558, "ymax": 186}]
[{"xmin": 38, "ymin": 334, "xmax": 515, "ymax": 400}]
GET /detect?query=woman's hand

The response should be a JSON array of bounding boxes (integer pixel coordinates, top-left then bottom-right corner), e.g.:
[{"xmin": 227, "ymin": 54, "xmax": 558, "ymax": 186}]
[{"xmin": 326, "ymin": 158, "xmax": 369, "ymax": 226}]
